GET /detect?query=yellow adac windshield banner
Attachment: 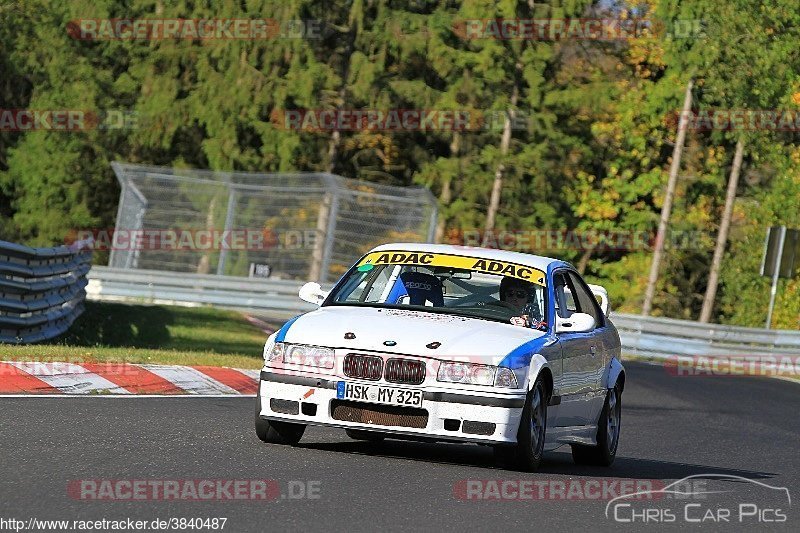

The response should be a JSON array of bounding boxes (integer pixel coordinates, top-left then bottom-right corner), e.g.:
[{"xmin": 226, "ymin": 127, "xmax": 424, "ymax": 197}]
[{"xmin": 358, "ymin": 250, "xmax": 546, "ymax": 286}]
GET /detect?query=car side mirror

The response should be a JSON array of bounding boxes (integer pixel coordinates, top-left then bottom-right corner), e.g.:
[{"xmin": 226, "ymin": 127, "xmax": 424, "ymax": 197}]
[
  {"xmin": 298, "ymin": 282, "xmax": 328, "ymax": 306},
  {"xmin": 555, "ymin": 312, "xmax": 595, "ymax": 334}
]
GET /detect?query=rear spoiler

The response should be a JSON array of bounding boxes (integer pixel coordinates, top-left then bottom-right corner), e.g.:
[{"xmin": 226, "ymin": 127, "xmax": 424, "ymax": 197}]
[{"xmin": 587, "ymin": 284, "xmax": 610, "ymax": 316}]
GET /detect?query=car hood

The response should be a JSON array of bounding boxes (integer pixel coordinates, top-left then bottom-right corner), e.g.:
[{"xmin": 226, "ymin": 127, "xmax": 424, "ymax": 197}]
[{"xmin": 279, "ymin": 305, "xmax": 547, "ymax": 366}]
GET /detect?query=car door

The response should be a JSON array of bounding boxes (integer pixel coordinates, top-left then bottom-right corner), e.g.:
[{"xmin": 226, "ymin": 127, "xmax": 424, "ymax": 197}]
[
  {"xmin": 565, "ymin": 271, "xmax": 608, "ymax": 427},
  {"xmin": 551, "ymin": 271, "xmax": 595, "ymax": 427}
]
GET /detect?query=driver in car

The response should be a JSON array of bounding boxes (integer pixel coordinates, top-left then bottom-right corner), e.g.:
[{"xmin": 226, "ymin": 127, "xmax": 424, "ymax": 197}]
[{"xmin": 499, "ymin": 277, "xmax": 543, "ymax": 328}]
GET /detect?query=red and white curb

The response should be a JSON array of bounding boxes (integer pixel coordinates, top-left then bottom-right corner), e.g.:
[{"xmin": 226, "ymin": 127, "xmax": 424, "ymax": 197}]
[{"xmin": 0, "ymin": 361, "xmax": 260, "ymax": 396}]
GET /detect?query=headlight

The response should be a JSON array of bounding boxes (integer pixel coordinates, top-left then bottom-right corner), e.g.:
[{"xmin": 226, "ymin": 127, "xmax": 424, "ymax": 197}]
[
  {"xmin": 440, "ymin": 362, "xmax": 469, "ymax": 383},
  {"xmin": 263, "ymin": 338, "xmax": 277, "ymax": 361},
  {"xmin": 437, "ymin": 362, "xmax": 518, "ymax": 388},
  {"xmin": 493, "ymin": 367, "xmax": 518, "ymax": 388},
  {"xmin": 265, "ymin": 341, "xmax": 284, "ymax": 362},
  {"xmin": 275, "ymin": 342, "xmax": 334, "ymax": 369}
]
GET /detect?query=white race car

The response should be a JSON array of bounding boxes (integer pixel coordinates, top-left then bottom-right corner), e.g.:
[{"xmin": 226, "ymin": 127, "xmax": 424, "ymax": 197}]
[{"xmin": 256, "ymin": 243, "xmax": 625, "ymax": 471}]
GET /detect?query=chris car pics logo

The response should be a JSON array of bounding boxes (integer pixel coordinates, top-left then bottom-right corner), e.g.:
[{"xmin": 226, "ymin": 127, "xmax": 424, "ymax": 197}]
[{"xmin": 605, "ymin": 474, "xmax": 790, "ymax": 524}]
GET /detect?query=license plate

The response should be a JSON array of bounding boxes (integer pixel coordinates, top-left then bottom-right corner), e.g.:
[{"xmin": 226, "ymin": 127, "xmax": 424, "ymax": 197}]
[{"xmin": 336, "ymin": 381, "xmax": 423, "ymax": 408}]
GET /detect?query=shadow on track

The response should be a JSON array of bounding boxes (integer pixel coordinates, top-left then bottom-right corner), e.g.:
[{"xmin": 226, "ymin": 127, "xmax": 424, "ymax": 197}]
[{"xmin": 295, "ymin": 439, "xmax": 776, "ymax": 480}]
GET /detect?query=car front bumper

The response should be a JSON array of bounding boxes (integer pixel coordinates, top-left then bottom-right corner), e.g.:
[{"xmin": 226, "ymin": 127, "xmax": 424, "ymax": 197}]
[{"xmin": 258, "ymin": 370, "xmax": 526, "ymax": 444}]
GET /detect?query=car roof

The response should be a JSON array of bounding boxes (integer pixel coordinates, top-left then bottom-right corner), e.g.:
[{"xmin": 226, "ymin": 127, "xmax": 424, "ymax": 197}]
[{"xmin": 368, "ymin": 242, "xmax": 567, "ymax": 272}]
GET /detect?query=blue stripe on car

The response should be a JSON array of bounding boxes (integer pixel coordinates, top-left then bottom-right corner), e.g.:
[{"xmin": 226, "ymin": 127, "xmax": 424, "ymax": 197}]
[
  {"xmin": 498, "ymin": 337, "xmax": 548, "ymax": 369},
  {"xmin": 275, "ymin": 314, "xmax": 303, "ymax": 343}
]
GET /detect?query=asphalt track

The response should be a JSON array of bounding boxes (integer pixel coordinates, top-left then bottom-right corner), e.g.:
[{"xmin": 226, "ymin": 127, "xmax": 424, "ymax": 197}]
[{"xmin": 1, "ymin": 361, "xmax": 798, "ymax": 532}]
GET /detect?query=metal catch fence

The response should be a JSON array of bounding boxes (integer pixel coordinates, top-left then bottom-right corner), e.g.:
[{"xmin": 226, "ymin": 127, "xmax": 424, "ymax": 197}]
[{"xmin": 109, "ymin": 163, "xmax": 437, "ymax": 282}]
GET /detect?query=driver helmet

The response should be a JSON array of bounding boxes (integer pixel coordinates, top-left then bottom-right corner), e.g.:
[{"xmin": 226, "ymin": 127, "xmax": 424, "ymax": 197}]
[{"xmin": 499, "ymin": 277, "xmax": 532, "ymax": 307}]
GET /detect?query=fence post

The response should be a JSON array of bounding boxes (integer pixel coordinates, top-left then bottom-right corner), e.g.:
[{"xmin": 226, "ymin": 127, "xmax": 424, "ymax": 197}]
[
  {"xmin": 427, "ymin": 204, "xmax": 438, "ymax": 243},
  {"xmin": 216, "ymin": 186, "xmax": 238, "ymax": 276},
  {"xmin": 125, "ymin": 205, "xmax": 146, "ymax": 269},
  {"xmin": 318, "ymin": 191, "xmax": 340, "ymax": 283},
  {"xmin": 765, "ymin": 225, "xmax": 786, "ymax": 329},
  {"xmin": 109, "ymin": 184, "xmax": 125, "ymax": 268},
  {"xmin": 309, "ymin": 192, "xmax": 332, "ymax": 281}
]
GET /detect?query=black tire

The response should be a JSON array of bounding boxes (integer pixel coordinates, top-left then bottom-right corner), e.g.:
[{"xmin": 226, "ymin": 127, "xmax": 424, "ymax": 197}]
[
  {"xmin": 494, "ymin": 376, "xmax": 548, "ymax": 472},
  {"xmin": 571, "ymin": 384, "xmax": 621, "ymax": 466},
  {"xmin": 254, "ymin": 387, "xmax": 306, "ymax": 445},
  {"xmin": 345, "ymin": 429, "xmax": 386, "ymax": 442}
]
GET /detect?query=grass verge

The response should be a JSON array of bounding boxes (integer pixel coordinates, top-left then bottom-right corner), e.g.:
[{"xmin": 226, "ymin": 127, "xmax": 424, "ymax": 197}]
[{"xmin": 0, "ymin": 302, "xmax": 272, "ymax": 368}]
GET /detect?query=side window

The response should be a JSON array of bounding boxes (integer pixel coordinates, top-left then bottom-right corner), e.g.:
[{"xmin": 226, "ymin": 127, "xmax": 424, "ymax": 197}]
[
  {"xmin": 564, "ymin": 286, "xmax": 577, "ymax": 313},
  {"xmin": 553, "ymin": 273, "xmax": 577, "ymax": 318},
  {"xmin": 567, "ymin": 271, "xmax": 603, "ymax": 327}
]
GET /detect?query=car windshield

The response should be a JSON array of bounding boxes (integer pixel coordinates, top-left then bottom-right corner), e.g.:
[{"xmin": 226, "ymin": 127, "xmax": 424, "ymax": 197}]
[{"xmin": 326, "ymin": 251, "xmax": 547, "ymax": 329}]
